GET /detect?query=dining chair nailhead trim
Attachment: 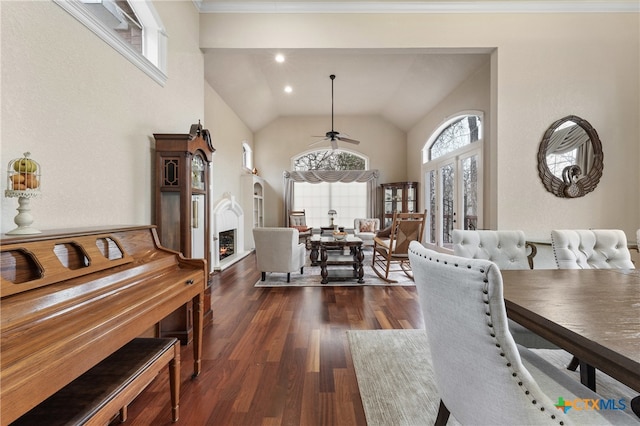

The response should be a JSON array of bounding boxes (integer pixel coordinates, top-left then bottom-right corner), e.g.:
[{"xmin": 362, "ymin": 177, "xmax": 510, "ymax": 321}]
[{"xmin": 409, "ymin": 246, "xmax": 566, "ymax": 425}]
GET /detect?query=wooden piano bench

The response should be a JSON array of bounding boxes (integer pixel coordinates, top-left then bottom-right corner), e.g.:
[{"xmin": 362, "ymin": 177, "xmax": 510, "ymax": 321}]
[{"xmin": 12, "ymin": 338, "xmax": 181, "ymax": 425}]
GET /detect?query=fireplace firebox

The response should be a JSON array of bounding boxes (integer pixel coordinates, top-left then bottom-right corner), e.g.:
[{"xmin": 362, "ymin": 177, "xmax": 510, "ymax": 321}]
[{"xmin": 219, "ymin": 229, "xmax": 235, "ymax": 261}]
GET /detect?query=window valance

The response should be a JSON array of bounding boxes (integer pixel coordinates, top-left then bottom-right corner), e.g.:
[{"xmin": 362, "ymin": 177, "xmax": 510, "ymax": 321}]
[{"xmin": 284, "ymin": 170, "xmax": 378, "ymax": 183}]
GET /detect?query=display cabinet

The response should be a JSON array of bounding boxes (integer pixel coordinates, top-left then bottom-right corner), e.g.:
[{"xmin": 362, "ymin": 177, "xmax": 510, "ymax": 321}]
[
  {"xmin": 241, "ymin": 174, "xmax": 264, "ymax": 250},
  {"xmin": 154, "ymin": 122, "xmax": 215, "ymax": 344},
  {"xmin": 380, "ymin": 182, "xmax": 419, "ymax": 228}
]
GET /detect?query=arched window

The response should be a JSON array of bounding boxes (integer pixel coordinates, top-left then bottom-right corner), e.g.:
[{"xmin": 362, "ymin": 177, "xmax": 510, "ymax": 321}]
[
  {"xmin": 242, "ymin": 141, "xmax": 253, "ymax": 171},
  {"xmin": 287, "ymin": 149, "xmax": 375, "ymax": 228},
  {"xmin": 423, "ymin": 114, "xmax": 481, "ymax": 162},
  {"xmin": 293, "ymin": 148, "xmax": 367, "ymax": 171},
  {"xmin": 422, "ymin": 112, "xmax": 483, "ymax": 248}
]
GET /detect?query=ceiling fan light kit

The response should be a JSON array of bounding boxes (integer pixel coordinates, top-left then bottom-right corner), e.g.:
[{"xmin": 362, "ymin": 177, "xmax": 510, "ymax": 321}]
[{"xmin": 310, "ymin": 74, "xmax": 361, "ymax": 150}]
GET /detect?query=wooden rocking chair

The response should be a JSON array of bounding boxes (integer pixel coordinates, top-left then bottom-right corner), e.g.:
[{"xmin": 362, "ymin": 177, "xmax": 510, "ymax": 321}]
[{"xmin": 372, "ymin": 210, "xmax": 426, "ymax": 283}]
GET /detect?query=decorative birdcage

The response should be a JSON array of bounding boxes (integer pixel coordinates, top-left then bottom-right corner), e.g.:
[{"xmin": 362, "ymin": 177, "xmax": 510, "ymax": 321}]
[{"xmin": 5, "ymin": 152, "xmax": 42, "ymax": 234}]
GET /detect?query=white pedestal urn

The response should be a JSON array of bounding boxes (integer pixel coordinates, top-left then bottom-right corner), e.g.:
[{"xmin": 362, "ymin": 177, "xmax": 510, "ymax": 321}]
[{"xmin": 5, "ymin": 152, "xmax": 42, "ymax": 235}]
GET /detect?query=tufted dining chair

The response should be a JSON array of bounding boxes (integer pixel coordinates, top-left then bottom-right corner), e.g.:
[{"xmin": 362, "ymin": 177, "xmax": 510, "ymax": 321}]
[
  {"xmin": 551, "ymin": 229, "xmax": 634, "ymax": 269},
  {"xmin": 551, "ymin": 229, "xmax": 635, "ymax": 374},
  {"xmin": 452, "ymin": 229, "xmax": 537, "ymax": 269},
  {"xmin": 452, "ymin": 230, "xmax": 557, "ymax": 350},
  {"xmin": 408, "ymin": 241, "xmax": 638, "ymax": 425}
]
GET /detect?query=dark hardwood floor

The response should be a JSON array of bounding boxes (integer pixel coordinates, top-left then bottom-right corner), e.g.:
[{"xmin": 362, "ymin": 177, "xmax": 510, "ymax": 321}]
[{"xmin": 124, "ymin": 251, "xmax": 424, "ymax": 425}]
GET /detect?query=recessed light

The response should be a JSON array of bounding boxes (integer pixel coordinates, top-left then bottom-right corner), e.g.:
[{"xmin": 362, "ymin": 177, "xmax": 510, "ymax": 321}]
[
  {"xmin": 275, "ymin": 54, "xmax": 285, "ymax": 63},
  {"xmin": 284, "ymin": 86, "xmax": 293, "ymax": 93}
]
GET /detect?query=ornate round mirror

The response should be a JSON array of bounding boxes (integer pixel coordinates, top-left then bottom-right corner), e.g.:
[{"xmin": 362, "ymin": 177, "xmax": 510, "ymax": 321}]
[{"xmin": 537, "ymin": 115, "xmax": 603, "ymax": 198}]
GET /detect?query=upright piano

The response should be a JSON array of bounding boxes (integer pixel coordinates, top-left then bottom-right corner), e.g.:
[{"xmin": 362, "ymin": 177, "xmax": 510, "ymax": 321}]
[{"xmin": 0, "ymin": 225, "xmax": 206, "ymax": 425}]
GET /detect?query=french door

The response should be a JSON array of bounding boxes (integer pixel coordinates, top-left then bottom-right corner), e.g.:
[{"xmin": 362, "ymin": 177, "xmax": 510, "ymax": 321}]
[{"xmin": 424, "ymin": 146, "xmax": 482, "ymax": 249}]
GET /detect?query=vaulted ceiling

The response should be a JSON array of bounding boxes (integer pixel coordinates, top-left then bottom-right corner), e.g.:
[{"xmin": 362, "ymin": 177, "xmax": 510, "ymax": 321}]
[
  {"xmin": 196, "ymin": 1, "xmax": 631, "ymax": 132},
  {"xmin": 203, "ymin": 48, "xmax": 490, "ymax": 132}
]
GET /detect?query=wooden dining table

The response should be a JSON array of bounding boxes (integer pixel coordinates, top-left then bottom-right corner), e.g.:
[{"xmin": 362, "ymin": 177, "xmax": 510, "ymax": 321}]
[{"xmin": 501, "ymin": 268, "xmax": 640, "ymax": 393}]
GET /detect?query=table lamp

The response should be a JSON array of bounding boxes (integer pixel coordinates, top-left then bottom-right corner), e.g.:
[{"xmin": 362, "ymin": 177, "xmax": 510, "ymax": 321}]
[
  {"xmin": 5, "ymin": 152, "xmax": 42, "ymax": 234},
  {"xmin": 328, "ymin": 209, "xmax": 337, "ymax": 227}
]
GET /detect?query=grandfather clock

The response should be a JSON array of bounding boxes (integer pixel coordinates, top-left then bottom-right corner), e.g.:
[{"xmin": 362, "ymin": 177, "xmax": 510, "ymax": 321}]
[{"xmin": 154, "ymin": 122, "xmax": 215, "ymax": 344}]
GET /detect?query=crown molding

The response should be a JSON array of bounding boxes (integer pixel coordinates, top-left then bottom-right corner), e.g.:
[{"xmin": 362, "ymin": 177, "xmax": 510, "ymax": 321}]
[{"xmin": 195, "ymin": 1, "xmax": 640, "ymax": 14}]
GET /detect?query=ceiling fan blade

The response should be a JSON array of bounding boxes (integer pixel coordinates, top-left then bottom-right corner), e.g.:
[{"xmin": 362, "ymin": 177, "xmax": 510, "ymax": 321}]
[
  {"xmin": 309, "ymin": 138, "xmax": 329, "ymax": 146},
  {"xmin": 337, "ymin": 136, "xmax": 360, "ymax": 144}
]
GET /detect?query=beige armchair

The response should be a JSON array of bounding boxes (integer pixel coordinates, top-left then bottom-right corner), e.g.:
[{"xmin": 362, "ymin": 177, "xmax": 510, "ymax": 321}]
[
  {"xmin": 253, "ymin": 227, "xmax": 306, "ymax": 283},
  {"xmin": 353, "ymin": 218, "xmax": 380, "ymax": 247}
]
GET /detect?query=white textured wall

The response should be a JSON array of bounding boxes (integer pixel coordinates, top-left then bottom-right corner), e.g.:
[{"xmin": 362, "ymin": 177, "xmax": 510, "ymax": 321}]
[
  {"xmin": 204, "ymin": 81, "xmax": 253, "ymax": 210},
  {"xmin": 201, "ymin": 11, "xmax": 640, "ymax": 240},
  {"xmin": 1, "ymin": 1, "xmax": 204, "ymax": 233},
  {"xmin": 493, "ymin": 15, "xmax": 639, "ymax": 240}
]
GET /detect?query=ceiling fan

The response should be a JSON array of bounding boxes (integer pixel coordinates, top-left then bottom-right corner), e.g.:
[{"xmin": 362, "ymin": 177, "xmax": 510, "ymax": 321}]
[{"xmin": 310, "ymin": 74, "xmax": 360, "ymax": 150}]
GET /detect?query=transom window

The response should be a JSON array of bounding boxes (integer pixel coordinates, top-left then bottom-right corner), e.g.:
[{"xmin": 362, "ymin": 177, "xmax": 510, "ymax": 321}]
[
  {"xmin": 54, "ymin": 0, "xmax": 167, "ymax": 85},
  {"xmin": 293, "ymin": 149, "xmax": 366, "ymax": 171},
  {"xmin": 83, "ymin": 0, "xmax": 143, "ymax": 53},
  {"xmin": 425, "ymin": 114, "xmax": 481, "ymax": 162}
]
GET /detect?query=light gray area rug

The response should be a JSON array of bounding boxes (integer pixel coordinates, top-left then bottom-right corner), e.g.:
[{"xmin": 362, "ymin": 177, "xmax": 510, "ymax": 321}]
[
  {"xmin": 255, "ymin": 251, "xmax": 415, "ymax": 287},
  {"xmin": 348, "ymin": 329, "xmax": 461, "ymax": 426},
  {"xmin": 348, "ymin": 329, "xmax": 639, "ymax": 425}
]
